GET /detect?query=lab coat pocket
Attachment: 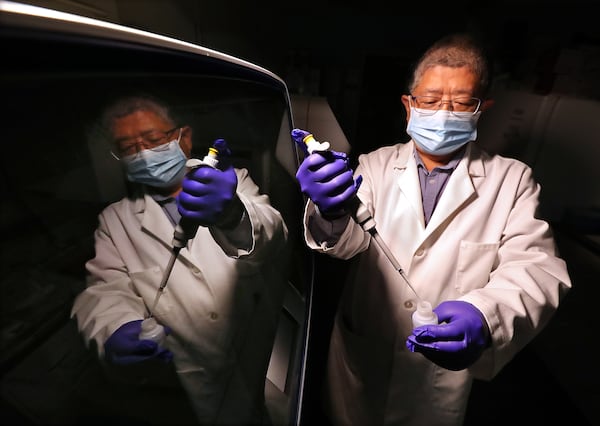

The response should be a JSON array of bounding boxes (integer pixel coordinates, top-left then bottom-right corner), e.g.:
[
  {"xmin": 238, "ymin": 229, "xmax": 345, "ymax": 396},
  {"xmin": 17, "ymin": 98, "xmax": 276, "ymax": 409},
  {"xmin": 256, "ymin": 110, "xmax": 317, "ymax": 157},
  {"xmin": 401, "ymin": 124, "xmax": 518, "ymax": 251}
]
[
  {"xmin": 329, "ymin": 314, "xmax": 393, "ymax": 422},
  {"xmin": 176, "ymin": 366, "xmax": 225, "ymax": 422},
  {"xmin": 430, "ymin": 365, "xmax": 472, "ymax": 418},
  {"xmin": 455, "ymin": 240, "xmax": 499, "ymax": 293}
]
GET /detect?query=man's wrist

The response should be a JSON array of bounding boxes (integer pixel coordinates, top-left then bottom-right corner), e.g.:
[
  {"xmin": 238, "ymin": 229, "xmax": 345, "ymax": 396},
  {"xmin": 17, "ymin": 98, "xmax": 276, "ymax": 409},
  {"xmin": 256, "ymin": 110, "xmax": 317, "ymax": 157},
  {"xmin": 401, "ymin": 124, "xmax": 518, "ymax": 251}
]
[
  {"xmin": 216, "ymin": 195, "xmax": 245, "ymax": 229},
  {"xmin": 316, "ymin": 205, "xmax": 350, "ymax": 221}
]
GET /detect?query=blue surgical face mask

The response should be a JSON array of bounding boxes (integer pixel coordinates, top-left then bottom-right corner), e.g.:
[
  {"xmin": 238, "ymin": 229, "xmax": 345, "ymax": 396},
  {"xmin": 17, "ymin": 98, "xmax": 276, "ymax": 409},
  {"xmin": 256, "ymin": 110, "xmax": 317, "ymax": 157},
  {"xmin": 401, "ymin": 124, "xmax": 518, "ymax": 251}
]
[
  {"xmin": 122, "ymin": 130, "xmax": 187, "ymax": 188},
  {"xmin": 406, "ymin": 107, "xmax": 481, "ymax": 156}
]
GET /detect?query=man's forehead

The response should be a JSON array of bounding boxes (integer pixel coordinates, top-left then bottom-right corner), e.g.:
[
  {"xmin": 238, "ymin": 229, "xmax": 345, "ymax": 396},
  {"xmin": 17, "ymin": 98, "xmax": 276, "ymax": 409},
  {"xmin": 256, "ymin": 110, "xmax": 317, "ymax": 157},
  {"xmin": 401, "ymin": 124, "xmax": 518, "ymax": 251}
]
[
  {"xmin": 114, "ymin": 110, "xmax": 169, "ymax": 128},
  {"xmin": 416, "ymin": 65, "xmax": 478, "ymax": 93}
]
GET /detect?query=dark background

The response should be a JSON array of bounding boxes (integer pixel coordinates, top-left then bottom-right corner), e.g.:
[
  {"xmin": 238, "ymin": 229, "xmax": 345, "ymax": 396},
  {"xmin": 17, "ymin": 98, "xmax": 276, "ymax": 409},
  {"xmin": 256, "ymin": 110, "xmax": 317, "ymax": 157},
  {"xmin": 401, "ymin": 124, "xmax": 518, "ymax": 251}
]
[
  {"xmin": 15, "ymin": 0, "xmax": 600, "ymax": 156},
  {"xmin": 4, "ymin": 1, "xmax": 600, "ymax": 425}
]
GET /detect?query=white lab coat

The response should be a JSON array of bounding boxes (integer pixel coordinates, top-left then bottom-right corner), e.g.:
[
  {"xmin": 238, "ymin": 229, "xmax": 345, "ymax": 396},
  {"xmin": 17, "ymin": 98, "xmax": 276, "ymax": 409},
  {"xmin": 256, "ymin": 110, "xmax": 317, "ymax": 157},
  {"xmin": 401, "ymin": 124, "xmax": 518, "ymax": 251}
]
[
  {"xmin": 72, "ymin": 167, "xmax": 288, "ymax": 425},
  {"xmin": 303, "ymin": 141, "xmax": 571, "ymax": 426}
]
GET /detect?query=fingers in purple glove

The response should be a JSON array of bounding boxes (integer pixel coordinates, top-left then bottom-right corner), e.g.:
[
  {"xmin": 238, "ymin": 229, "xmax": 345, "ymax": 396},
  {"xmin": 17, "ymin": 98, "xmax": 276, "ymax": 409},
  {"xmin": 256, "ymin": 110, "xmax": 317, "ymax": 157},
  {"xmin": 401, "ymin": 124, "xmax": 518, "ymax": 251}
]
[
  {"xmin": 297, "ymin": 173, "xmax": 356, "ymax": 213},
  {"xmin": 297, "ymin": 154, "xmax": 352, "ymax": 186},
  {"xmin": 291, "ymin": 128, "xmax": 311, "ymax": 143},
  {"xmin": 406, "ymin": 328, "xmax": 441, "ymax": 353},
  {"xmin": 177, "ymin": 164, "xmax": 237, "ymax": 226},
  {"xmin": 112, "ymin": 339, "xmax": 173, "ymax": 364},
  {"xmin": 406, "ymin": 300, "xmax": 490, "ymax": 370},
  {"xmin": 291, "ymin": 129, "xmax": 312, "ymax": 155},
  {"xmin": 157, "ymin": 348, "xmax": 174, "ymax": 363},
  {"xmin": 212, "ymin": 138, "xmax": 228, "ymax": 153},
  {"xmin": 411, "ymin": 324, "xmax": 462, "ymax": 342},
  {"xmin": 329, "ymin": 150, "xmax": 348, "ymax": 160},
  {"xmin": 298, "ymin": 151, "xmax": 337, "ymax": 170},
  {"xmin": 106, "ymin": 338, "xmax": 160, "ymax": 365},
  {"xmin": 354, "ymin": 175, "xmax": 363, "ymax": 191},
  {"xmin": 185, "ymin": 165, "xmax": 224, "ymax": 185},
  {"xmin": 104, "ymin": 320, "xmax": 175, "ymax": 366}
]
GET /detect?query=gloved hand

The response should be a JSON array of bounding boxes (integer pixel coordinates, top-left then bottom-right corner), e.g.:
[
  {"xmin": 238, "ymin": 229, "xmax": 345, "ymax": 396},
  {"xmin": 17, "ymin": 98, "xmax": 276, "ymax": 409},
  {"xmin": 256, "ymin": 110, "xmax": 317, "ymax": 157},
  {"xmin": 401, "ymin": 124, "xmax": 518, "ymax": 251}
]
[
  {"xmin": 104, "ymin": 320, "xmax": 173, "ymax": 365},
  {"xmin": 177, "ymin": 138, "xmax": 239, "ymax": 227},
  {"xmin": 406, "ymin": 300, "xmax": 490, "ymax": 371},
  {"xmin": 292, "ymin": 129, "xmax": 360, "ymax": 218}
]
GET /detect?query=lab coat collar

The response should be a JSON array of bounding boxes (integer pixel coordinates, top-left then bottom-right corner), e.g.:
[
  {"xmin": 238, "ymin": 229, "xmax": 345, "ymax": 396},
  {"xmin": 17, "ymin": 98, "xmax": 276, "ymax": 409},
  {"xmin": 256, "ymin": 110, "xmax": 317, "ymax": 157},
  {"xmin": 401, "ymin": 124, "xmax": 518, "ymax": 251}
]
[
  {"xmin": 391, "ymin": 141, "xmax": 414, "ymax": 170},
  {"xmin": 395, "ymin": 141, "xmax": 485, "ymax": 240},
  {"xmin": 132, "ymin": 193, "xmax": 179, "ymax": 248},
  {"xmin": 128, "ymin": 193, "xmax": 203, "ymax": 271},
  {"xmin": 394, "ymin": 142, "xmax": 426, "ymax": 229},
  {"xmin": 392, "ymin": 140, "xmax": 484, "ymax": 174},
  {"xmin": 465, "ymin": 142, "xmax": 485, "ymax": 177},
  {"xmin": 425, "ymin": 142, "xmax": 484, "ymax": 234}
]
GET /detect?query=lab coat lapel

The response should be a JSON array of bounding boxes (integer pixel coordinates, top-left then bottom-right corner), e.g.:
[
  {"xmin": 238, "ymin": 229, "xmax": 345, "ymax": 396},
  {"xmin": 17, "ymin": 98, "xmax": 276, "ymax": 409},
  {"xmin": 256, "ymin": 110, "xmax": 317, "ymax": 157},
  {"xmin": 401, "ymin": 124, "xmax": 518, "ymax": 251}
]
[
  {"xmin": 424, "ymin": 145, "xmax": 479, "ymax": 237},
  {"xmin": 395, "ymin": 146, "xmax": 426, "ymax": 246},
  {"xmin": 138, "ymin": 194, "xmax": 203, "ymax": 268},
  {"xmin": 398, "ymin": 157, "xmax": 426, "ymax": 228},
  {"xmin": 139, "ymin": 194, "xmax": 176, "ymax": 248}
]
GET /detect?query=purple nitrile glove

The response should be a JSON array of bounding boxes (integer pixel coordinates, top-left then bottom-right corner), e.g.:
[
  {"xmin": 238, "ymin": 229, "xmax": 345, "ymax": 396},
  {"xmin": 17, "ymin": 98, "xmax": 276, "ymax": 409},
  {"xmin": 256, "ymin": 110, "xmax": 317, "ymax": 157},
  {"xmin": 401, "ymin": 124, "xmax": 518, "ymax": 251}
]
[
  {"xmin": 406, "ymin": 300, "xmax": 490, "ymax": 371},
  {"xmin": 291, "ymin": 128, "xmax": 320, "ymax": 155},
  {"xmin": 104, "ymin": 320, "xmax": 173, "ymax": 365},
  {"xmin": 291, "ymin": 128, "xmax": 311, "ymax": 155},
  {"xmin": 292, "ymin": 129, "xmax": 361, "ymax": 218},
  {"xmin": 295, "ymin": 152, "xmax": 358, "ymax": 217},
  {"xmin": 177, "ymin": 138, "xmax": 238, "ymax": 227},
  {"xmin": 211, "ymin": 138, "xmax": 233, "ymax": 168}
]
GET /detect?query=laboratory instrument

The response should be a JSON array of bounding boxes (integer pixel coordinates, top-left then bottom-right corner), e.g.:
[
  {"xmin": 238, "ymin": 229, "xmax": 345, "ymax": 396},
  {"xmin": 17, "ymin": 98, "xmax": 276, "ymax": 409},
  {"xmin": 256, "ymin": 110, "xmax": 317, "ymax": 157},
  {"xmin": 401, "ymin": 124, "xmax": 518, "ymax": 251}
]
[
  {"xmin": 148, "ymin": 144, "xmax": 221, "ymax": 317},
  {"xmin": 294, "ymin": 130, "xmax": 421, "ymax": 301}
]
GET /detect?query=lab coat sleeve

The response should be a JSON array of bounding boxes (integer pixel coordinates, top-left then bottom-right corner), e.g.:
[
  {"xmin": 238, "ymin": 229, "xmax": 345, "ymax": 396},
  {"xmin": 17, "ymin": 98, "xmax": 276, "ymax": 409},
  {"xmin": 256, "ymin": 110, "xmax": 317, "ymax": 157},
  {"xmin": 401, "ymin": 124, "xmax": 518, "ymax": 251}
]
[
  {"xmin": 303, "ymin": 155, "xmax": 373, "ymax": 257},
  {"xmin": 461, "ymin": 165, "xmax": 572, "ymax": 379},
  {"xmin": 71, "ymin": 168, "xmax": 287, "ymax": 358},
  {"xmin": 209, "ymin": 167, "xmax": 288, "ymax": 260},
  {"xmin": 70, "ymin": 211, "xmax": 147, "ymax": 356}
]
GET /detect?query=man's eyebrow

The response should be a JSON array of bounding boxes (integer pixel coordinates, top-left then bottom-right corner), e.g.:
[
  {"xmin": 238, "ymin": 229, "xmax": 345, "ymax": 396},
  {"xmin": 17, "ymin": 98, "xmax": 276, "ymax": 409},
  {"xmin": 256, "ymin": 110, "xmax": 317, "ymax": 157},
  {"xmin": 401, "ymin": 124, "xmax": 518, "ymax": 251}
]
[{"xmin": 113, "ymin": 129, "xmax": 158, "ymax": 143}]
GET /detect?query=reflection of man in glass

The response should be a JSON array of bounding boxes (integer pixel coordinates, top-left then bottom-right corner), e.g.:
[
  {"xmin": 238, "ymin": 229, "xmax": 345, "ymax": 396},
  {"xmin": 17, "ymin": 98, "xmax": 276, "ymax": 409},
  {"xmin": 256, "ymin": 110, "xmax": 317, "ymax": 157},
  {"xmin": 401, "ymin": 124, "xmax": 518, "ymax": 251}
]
[{"xmin": 71, "ymin": 95, "xmax": 288, "ymax": 424}]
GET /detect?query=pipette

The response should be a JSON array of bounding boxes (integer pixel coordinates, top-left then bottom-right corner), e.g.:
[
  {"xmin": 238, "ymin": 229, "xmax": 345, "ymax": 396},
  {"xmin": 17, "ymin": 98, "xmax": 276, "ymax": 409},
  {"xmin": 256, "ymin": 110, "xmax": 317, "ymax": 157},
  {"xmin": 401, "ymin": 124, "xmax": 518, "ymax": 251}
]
[
  {"xmin": 294, "ymin": 130, "xmax": 421, "ymax": 301},
  {"xmin": 148, "ymin": 145, "xmax": 221, "ymax": 317}
]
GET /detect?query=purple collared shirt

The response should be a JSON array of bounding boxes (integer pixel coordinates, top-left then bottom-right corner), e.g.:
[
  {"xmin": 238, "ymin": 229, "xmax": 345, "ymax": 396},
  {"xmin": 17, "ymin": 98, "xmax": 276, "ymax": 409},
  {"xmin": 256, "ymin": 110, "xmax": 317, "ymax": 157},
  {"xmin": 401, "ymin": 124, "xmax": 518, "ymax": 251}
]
[{"xmin": 413, "ymin": 147, "xmax": 463, "ymax": 226}]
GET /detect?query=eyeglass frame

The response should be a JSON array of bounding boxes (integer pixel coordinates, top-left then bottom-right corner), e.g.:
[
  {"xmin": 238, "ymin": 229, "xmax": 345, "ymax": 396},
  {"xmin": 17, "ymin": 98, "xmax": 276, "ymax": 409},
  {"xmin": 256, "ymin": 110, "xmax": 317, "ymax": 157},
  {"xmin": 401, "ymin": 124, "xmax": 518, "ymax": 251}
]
[
  {"xmin": 110, "ymin": 126, "xmax": 181, "ymax": 160},
  {"xmin": 408, "ymin": 95, "xmax": 482, "ymax": 116}
]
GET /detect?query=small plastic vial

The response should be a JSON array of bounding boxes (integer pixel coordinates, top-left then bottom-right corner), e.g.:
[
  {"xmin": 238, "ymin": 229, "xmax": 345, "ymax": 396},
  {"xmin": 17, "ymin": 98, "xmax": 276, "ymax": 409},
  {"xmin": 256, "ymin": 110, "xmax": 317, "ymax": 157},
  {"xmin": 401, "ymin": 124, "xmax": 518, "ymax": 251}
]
[
  {"xmin": 412, "ymin": 301, "xmax": 439, "ymax": 328},
  {"xmin": 139, "ymin": 317, "xmax": 166, "ymax": 346}
]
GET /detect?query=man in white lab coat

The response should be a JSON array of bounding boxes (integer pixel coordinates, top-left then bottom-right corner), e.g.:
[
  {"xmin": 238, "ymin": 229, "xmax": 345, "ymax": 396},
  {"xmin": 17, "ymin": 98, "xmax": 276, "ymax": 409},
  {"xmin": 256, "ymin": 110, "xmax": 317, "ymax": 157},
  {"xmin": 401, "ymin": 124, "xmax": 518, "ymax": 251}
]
[
  {"xmin": 71, "ymin": 95, "xmax": 288, "ymax": 425},
  {"xmin": 293, "ymin": 33, "xmax": 571, "ymax": 425}
]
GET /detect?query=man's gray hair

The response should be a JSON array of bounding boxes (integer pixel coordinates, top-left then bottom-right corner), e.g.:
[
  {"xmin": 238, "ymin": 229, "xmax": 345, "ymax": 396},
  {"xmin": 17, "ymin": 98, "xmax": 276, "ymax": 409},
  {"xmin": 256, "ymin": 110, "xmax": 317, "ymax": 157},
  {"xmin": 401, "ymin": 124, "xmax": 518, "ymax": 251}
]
[
  {"xmin": 101, "ymin": 95, "xmax": 175, "ymax": 134},
  {"xmin": 408, "ymin": 33, "xmax": 491, "ymax": 96}
]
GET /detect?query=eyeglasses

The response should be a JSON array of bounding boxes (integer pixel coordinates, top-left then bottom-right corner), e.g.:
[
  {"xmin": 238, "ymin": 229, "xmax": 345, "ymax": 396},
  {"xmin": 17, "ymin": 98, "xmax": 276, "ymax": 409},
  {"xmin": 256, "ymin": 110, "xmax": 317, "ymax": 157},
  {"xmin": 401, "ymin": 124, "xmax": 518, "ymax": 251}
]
[
  {"xmin": 409, "ymin": 95, "xmax": 481, "ymax": 116},
  {"xmin": 111, "ymin": 127, "xmax": 180, "ymax": 160}
]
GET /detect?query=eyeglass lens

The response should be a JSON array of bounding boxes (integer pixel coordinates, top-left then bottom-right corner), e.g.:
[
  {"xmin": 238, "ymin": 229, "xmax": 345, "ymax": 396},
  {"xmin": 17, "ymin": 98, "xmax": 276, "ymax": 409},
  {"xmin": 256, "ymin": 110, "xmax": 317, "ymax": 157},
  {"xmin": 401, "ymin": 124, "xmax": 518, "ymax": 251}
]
[
  {"xmin": 113, "ymin": 127, "xmax": 178, "ymax": 159},
  {"xmin": 411, "ymin": 96, "xmax": 480, "ymax": 113}
]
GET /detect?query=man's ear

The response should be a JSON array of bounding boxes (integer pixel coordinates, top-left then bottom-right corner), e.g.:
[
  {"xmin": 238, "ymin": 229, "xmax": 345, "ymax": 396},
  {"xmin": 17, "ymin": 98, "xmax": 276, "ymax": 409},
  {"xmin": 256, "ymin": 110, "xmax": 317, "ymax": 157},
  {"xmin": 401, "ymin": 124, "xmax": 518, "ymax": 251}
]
[
  {"xmin": 180, "ymin": 125, "xmax": 193, "ymax": 157},
  {"xmin": 401, "ymin": 95, "xmax": 411, "ymax": 121}
]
